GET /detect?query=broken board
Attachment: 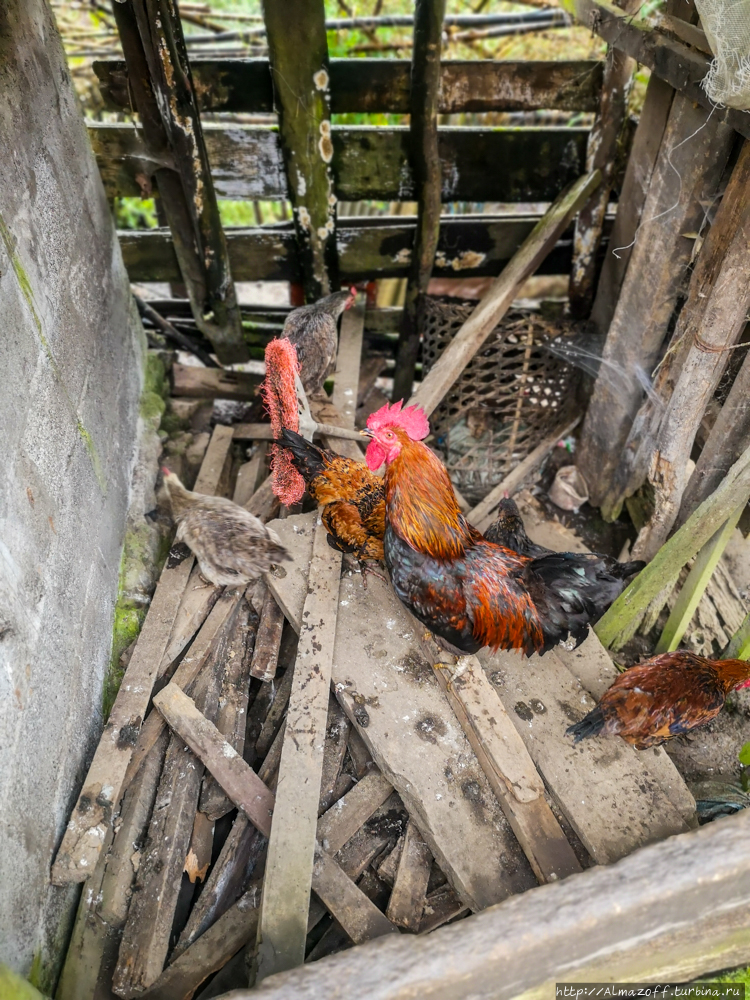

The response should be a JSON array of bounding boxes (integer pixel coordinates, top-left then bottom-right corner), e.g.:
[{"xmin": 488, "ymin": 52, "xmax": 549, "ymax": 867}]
[{"xmin": 266, "ymin": 512, "xmax": 537, "ymax": 911}]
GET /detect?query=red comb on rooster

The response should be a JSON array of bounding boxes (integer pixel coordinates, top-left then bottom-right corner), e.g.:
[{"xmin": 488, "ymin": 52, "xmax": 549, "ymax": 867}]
[{"xmin": 364, "ymin": 400, "xmax": 430, "ymax": 471}]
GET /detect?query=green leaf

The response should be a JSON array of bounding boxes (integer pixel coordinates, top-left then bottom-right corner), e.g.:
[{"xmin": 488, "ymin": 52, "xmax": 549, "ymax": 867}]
[{"xmin": 738, "ymin": 742, "xmax": 750, "ymax": 766}]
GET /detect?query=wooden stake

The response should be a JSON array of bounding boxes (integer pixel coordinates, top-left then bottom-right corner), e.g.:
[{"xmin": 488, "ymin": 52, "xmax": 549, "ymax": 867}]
[
  {"xmin": 263, "ymin": 0, "xmax": 336, "ymax": 299},
  {"xmin": 332, "ymin": 291, "xmax": 365, "ymax": 428},
  {"xmin": 409, "ymin": 171, "xmax": 601, "ymax": 417},
  {"xmin": 51, "ymin": 425, "xmax": 232, "ymax": 885},
  {"xmin": 256, "ymin": 521, "xmax": 342, "ymax": 981},
  {"xmin": 110, "ymin": 0, "xmax": 246, "ymax": 362},
  {"xmin": 392, "ymin": 0, "xmax": 447, "ymax": 403},
  {"xmin": 249, "ymin": 584, "xmax": 286, "ymax": 683}
]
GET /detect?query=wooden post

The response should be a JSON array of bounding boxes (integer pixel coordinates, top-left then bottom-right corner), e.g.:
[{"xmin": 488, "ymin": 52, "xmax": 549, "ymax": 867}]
[
  {"xmin": 385, "ymin": 820, "xmax": 433, "ymax": 931},
  {"xmin": 263, "ymin": 0, "xmax": 337, "ymax": 300},
  {"xmin": 391, "ymin": 0, "xmax": 447, "ymax": 404},
  {"xmin": 408, "ymin": 173, "xmax": 600, "ymax": 417},
  {"xmin": 568, "ymin": 0, "xmax": 639, "ymax": 318},
  {"xmin": 332, "ymin": 291, "xmax": 366, "ymax": 427},
  {"xmin": 110, "ymin": 0, "xmax": 246, "ymax": 363},
  {"xmin": 631, "ymin": 141, "xmax": 750, "ymax": 559},
  {"xmin": 255, "ymin": 522, "xmax": 342, "ymax": 981},
  {"xmin": 576, "ymin": 95, "xmax": 734, "ymax": 509}
]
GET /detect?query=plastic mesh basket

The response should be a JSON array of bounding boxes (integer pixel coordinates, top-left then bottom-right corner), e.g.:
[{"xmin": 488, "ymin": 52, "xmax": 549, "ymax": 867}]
[{"xmin": 421, "ymin": 297, "xmax": 581, "ymax": 503}]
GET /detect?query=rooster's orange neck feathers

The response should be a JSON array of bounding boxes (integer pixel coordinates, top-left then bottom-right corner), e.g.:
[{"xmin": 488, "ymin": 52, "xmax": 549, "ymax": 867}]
[{"xmin": 384, "ymin": 432, "xmax": 471, "ymax": 559}]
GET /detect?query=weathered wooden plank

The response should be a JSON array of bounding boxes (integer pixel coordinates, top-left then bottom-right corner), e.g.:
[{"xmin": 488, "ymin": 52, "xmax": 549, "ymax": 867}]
[
  {"xmin": 244, "ymin": 475, "xmax": 280, "ymax": 523},
  {"xmin": 122, "ymin": 587, "xmax": 243, "ymax": 792},
  {"xmin": 92, "ymin": 123, "xmax": 590, "ymax": 204},
  {"xmin": 430, "ymin": 653, "xmax": 582, "ymax": 884},
  {"xmin": 171, "ymin": 363, "xmax": 262, "ymax": 401},
  {"xmin": 568, "ymin": 0, "xmax": 639, "ymax": 318},
  {"xmin": 392, "ymin": 0, "xmax": 446, "ymax": 403},
  {"xmin": 419, "ymin": 884, "xmax": 469, "ymax": 933},
  {"xmin": 312, "ymin": 849, "xmax": 400, "ymax": 945},
  {"xmin": 159, "ymin": 564, "xmax": 220, "ymax": 675},
  {"xmin": 409, "ymin": 171, "xmax": 600, "ymax": 417},
  {"xmin": 255, "ymin": 522, "xmax": 342, "ymax": 980},
  {"xmin": 110, "ymin": 1, "xmax": 246, "ymax": 363},
  {"xmin": 254, "ymin": 659, "xmax": 293, "ymax": 759},
  {"xmin": 56, "ymin": 731, "xmax": 168, "ymax": 1000},
  {"xmin": 196, "ymin": 810, "xmax": 750, "ymax": 999},
  {"xmin": 577, "ymin": 94, "xmax": 734, "ymax": 510},
  {"xmin": 113, "ymin": 620, "xmax": 227, "ymax": 997},
  {"xmin": 138, "ymin": 888, "xmax": 260, "ymax": 1000},
  {"xmin": 266, "ymin": 512, "xmax": 537, "ymax": 910},
  {"xmin": 151, "ymin": 685, "xmax": 400, "ymax": 951},
  {"xmin": 559, "ymin": 0, "xmax": 750, "ymax": 140},
  {"xmin": 318, "ymin": 698, "xmax": 352, "ymax": 816},
  {"xmin": 332, "ymin": 292, "xmax": 365, "ymax": 429},
  {"xmin": 317, "ymin": 772, "xmax": 394, "ymax": 855},
  {"xmin": 478, "ymin": 647, "xmax": 690, "ymax": 864},
  {"xmin": 199, "ymin": 597, "xmax": 257, "ymax": 821},
  {"xmin": 263, "ymin": 0, "xmax": 335, "ymax": 299},
  {"xmin": 589, "ymin": 73, "xmax": 674, "ymax": 334},
  {"xmin": 95, "ymin": 58, "xmax": 604, "ymax": 114},
  {"xmin": 631, "ymin": 142, "xmax": 750, "ymax": 558},
  {"xmin": 51, "ymin": 423, "xmax": 232, "ymax": 885},
  {"xmin": 249, "ymin": 585, "xmax": 286, "ymax": 683},
  {"xmin": 233, "ymin": 444, "xmax": 268, "ymax": 506},
  {"xmin": 119, "ymin": 215, "xmax": 584, "ymax": 284},
  {"xmin": 386, "ymin": 820, "xmax": 433, "ymax": 932}
]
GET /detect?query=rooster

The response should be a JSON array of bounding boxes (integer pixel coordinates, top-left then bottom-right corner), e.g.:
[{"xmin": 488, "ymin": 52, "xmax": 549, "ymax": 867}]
[
  {"xmin": 283, "ymin": 287, "xmax": 357, "ymax": 396},
  {"xmin": 567, "ymin": 651, "xmax": 750, "ymax": 749},
  {"xmin": 484, "ymin": 497, "xmax": 645, "ymax": 580},
  {"xmin": 363, "ymin": 402, "xmax": 642, "ymax": 657},
  {"xmin": 161, "ymin": 469, "xmax": 289, "ymax": 587},
  {"xmin": 279, "ymin": 428, "xmax": 385, "ymax": 573}
]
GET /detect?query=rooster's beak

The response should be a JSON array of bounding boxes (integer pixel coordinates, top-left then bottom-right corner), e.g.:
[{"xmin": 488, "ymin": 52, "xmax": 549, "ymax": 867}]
[{"xmin": 360, "ymin": 428, "xmax": 374, "ymax": 438}]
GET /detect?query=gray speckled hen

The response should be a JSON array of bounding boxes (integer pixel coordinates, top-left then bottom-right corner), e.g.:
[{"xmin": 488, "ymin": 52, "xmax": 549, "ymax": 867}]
[
  {"xmin": 283, "ymin": 287, "xmax": 356, "ymax": 395},
  {"xmin": 161, "ymin": 469, "xmax": 289, "ymax": 586}
]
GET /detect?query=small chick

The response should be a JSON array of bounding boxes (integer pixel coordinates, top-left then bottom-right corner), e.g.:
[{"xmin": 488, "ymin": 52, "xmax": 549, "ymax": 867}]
[
  {"xmin": 283, "ymin": 287, "xmax": 356, "ymax": 396},
  {"xmin": 161, "ymin": 468, "xmax": 289, "ymax": 587}
]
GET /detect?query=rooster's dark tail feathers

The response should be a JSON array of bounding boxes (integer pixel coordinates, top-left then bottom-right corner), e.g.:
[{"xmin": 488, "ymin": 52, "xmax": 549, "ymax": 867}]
[
  {"xmin": 566, "ymin": 705, "xmax": 606, "ymax": 743},
  {"xmin": 279, "ymin": 428, "xmax": 328, "ymax": 484}
]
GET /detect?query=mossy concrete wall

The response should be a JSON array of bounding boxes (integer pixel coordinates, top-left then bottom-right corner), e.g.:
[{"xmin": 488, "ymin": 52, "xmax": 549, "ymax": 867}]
[{"xmin": 0, "ymin": 1, "xmax": 145, "ymax": 985}]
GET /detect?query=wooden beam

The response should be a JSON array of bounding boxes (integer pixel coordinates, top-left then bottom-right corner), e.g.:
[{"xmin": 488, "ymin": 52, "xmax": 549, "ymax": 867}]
[
  {"xmin": 332, "ymin": 292, "xmax": 365, "ymax": 429},
  {"xmin": 631, "ymin": 142, "xmax": 750, "ymax": 558},
  {"xmin": 577, "ymin": 95, "xmax": 734, "ymax": 512},
  {"xmin": 93, "ymin": 123, "xmax": 591, "ymax": 205},
  {"xmin": 95, "ymin": 58, "xmax": 604, "ymax": 115},
  {"xmin": 263, "ymin": 0, "xmax": 336, "ymax": 300},
  {"xmin": 249, "ymin": 584, "xmax": 286, "ymax": 683},
  {"xmin": 317, "ymin": 772, "xmax": 394, "ymax": 854},
  {"xmin": 392, "ymin": 0, "xmax": 446, "ymax": 404},
  {"xmin": 233, "ymin": 443, "xmax": 268, "ymax": 506},
  {"xmin": 256, "ymin": 522, "xmax": 343, "ymax": 981},
  {"xmin": 119, "ymin": 213, "xmax": 585, "ymax": 284},
  {"xmin": 409, "ymin": 171, "xmax": 601, "ymax": 417},
  {"xmin": 430, "ymin": 653, "xmax": 582, "ymax": 883},
  {"xmin": 110, "ymin": 1, "xmax": 246, "ymax": 363},
  {"xmin": 151, "ymin": 684, "xmax": 400, "ymax": 952},
  {"xmin": 589, "ymin": 73, "xmax": 675, "ymax": 334},
  {"xmin": 190, "ymin": 810, "xmax": 750, "ymax": 999},
  {"xmin": 559, "ymin": 0, "xmax": 750, "ymax": 140},
  {"xmin": 50, "ymin": 423, "xmax": 232, "ymax": 885},
  {"xmin": 171, "ymin": 363, "xmax": 262, "ymax": 401},
  {"xmin": 568, "ymin": 0, "xmax": 639, "ymax": 318}
]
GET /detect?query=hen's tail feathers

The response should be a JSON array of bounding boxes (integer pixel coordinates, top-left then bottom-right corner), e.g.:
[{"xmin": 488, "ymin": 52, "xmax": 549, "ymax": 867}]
[
  {"xmin": 566, "ymin": 705, "xmax": 606, "ymax": 743},
  {"xmin": 280, "ymin": 427, "xmax": 327, "ymax": 484},
  {"xmin": 616, "ymin": 559, "xmax": 646, "ymax": 580}
]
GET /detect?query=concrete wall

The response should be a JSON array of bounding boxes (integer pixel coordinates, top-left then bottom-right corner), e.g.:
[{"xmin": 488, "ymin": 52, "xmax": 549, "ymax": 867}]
[{"xmin": 0, "ymin": 2, "xmax": 145, "ymax": 985}]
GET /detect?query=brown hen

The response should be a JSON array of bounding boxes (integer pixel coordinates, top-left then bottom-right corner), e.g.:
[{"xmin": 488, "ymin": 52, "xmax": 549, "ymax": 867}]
[
  {"xmin": 567, "ymin": 651, "xmax": 750, "ymax": 749},
  {"xmin": 280, "ymin": 428, "xmax": 384, "ymax": 566},
  {"xmin": 162, "ymin": 469, "xmax": 289, "ymax": 587}
]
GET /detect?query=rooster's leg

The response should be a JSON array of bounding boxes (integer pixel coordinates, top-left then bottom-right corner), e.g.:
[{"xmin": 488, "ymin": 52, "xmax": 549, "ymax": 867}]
[{"xmin": 359, "ymin": 561, "xmax": 388, "ymax": 589}]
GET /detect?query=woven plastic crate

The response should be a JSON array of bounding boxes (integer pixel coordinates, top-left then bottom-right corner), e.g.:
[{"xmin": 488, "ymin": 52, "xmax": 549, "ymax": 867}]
[{"xmin": 421, "ymin": 297, "xmax": 581, "ymax": 503}]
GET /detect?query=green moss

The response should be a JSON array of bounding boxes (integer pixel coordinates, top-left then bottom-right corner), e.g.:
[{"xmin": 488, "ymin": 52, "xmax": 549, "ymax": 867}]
[{"xmin": 0, "ymin": 962, "xmax": 47, "ymax": 999}]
